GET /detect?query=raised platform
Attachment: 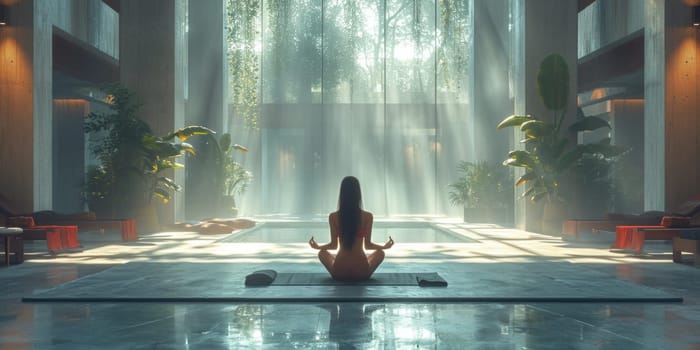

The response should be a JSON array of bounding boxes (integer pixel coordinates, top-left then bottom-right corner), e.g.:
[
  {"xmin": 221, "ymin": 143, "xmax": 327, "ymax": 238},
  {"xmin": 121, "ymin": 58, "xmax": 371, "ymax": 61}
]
[{"xmin": 23, "ymin": 261, "xmax": 682, "ymax": 303}]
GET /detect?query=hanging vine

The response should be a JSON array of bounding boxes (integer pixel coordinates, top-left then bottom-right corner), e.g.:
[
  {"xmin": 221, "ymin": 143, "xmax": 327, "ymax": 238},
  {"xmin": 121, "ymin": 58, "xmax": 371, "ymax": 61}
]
[
  {"xmin": 437, "ymin": 0, "xmax": 470, "ymax": 98},
  {"xmin": 265, "ymin": 0, "xmax": 292, "ymax": 103},
  {"xmin": 226, "ymin": 0, "xmax": 260, "ymax": 129}
]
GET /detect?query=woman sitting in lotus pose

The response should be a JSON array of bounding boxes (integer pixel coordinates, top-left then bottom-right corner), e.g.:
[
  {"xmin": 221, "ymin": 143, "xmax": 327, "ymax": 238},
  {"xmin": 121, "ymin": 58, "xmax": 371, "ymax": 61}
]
[{"xmin": 308, "ymin": 176, "xmax": 394, "ymax": 281}]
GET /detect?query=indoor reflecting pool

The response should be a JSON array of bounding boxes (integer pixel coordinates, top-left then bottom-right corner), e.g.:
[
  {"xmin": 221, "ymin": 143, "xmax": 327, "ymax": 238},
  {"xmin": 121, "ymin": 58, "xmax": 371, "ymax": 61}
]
[{"xmin": 221, "ymin": 222, "xmax": 475, "ymax": 243}]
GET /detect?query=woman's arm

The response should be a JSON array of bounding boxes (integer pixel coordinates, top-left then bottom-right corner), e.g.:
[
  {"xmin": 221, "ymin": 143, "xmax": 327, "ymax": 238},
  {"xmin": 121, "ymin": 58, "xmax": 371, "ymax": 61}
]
[
  {"xmin": 309, "ymin": 213, "xmax": 339, "ymax": 250},
  {"xmin": 363, "ymin": 213, "xmax": 394, "ymax": 250}
]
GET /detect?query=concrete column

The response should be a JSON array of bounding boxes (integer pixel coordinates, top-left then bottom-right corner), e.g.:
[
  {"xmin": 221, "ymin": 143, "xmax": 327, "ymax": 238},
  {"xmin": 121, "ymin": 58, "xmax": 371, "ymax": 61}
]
[
  {"xmin": 33, "ymin": 0, "xmax": 53, "ymax": 211},
  {"xmin": 120, "ymin": 0, "xmax": 187, "ymax": 224},
  {"xmin": 509, "ymin": 0, "xmax": 578, "ymax": 231},
  {"xmin": 185, "ymin": 0, "xmax": 227, "ymax": 220},
  {"xmin": 644, "ymin": 0, "xmax": 666, "ymax": 211},
  {"xmin": 186, "ymin": 0, "xmax": 226, "ymax": 131},
  {"xmin": 473, "ymin": 0, "xmax": 511, "ymax": 164},
  {"xmin": 53, "ymin": 99, "xmax": 88, "ymax": 213},
  {"xmin": 645, "ymin": 0, "xmax": 700, "ymax": 211}
]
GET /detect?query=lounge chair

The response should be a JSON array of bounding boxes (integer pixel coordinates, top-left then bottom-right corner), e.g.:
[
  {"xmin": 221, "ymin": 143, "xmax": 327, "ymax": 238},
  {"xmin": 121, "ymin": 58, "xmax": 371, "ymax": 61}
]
[
  {"xmin": 0, "ymin": 195, "xmax": 137, "ymax": 242},
  {"xmin": 563, "ymin": 196, "xmax": 700, "ymax": 239},
  {"xmin": 2, "ymin": 216, "xmax": 82, "ymax": 255},
  {"xmin": 29, "ymin": 210, "xmax": 138, "ymax": 241}
]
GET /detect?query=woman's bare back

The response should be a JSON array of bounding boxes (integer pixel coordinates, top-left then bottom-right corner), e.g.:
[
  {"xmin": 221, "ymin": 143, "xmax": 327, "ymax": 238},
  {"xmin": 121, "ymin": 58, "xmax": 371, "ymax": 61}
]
[
  {"xmin": 328, "ymin": 210, "xmax": 372, "ymax": 280},
  {"xmin": 310, "ymin": 207, "xmax": 393, "ymax": 281}
]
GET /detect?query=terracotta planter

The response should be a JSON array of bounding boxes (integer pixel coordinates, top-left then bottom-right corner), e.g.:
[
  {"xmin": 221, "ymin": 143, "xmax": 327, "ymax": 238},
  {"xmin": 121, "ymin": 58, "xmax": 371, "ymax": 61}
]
[
  {"xmin": 131, "ymin": 202, "xmax": 159, "ymax": 234},
  {"xmin": 542, "ymin": 202, "xmax": 568, "ymax": 235},
  {"xmin": 218, "ymin": 195, "xmax": 238, "ymax": 218}
]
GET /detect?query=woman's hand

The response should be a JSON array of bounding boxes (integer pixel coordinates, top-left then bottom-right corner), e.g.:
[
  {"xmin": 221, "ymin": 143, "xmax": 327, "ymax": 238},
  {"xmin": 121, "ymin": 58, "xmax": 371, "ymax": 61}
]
[
  {"xmin": 309, "ymin": 236, "xmax": 321, "ymax": 249},
  {"xmin": 382, "ymin": 236, "xmax": 394, "ymax": 249}
]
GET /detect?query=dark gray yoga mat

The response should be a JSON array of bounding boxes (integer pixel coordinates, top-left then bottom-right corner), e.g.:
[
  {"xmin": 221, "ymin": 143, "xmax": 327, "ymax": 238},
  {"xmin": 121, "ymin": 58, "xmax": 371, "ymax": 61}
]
[{"xmin": 268, "ymin": 272, "xmax": 446, "ymax": 286}]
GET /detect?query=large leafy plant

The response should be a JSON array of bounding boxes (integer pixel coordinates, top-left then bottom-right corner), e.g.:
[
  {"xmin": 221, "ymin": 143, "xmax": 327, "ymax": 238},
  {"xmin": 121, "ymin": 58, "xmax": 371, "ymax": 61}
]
[
  {"xmin": 206, "ymin": 133, "xmax": 251, "ymax": 201},
  {"xmin": 84, "ymin": 84, "xmax": 212, "ymax": 217},
  {"xmin": 496, "ymin": 54, "xmax": 624, "ymax": 203},
  {"xmin": 193, "ymin": 132, "xmax": 251, "ymax": 217},
  {"xmin": 220, "ymin": 134, "xmax": 252, "ymax": 200}
]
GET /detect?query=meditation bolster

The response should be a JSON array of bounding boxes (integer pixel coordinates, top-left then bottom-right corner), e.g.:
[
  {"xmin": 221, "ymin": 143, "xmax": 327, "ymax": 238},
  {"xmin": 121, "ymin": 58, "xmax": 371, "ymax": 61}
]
[{"xmin": 245, "ymin": 269, "xmax": 278, "ymax": 286}]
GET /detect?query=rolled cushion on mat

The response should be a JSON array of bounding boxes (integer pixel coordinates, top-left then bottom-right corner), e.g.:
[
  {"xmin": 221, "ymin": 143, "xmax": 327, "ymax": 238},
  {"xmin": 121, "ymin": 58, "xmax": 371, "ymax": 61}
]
[
  {"xmin": 416, "ymin": 273, "xmax": 448, "ymax": 287},
  {"xmin": 245, "ymin": 269, "xmax": 278, "ymax": 286}
]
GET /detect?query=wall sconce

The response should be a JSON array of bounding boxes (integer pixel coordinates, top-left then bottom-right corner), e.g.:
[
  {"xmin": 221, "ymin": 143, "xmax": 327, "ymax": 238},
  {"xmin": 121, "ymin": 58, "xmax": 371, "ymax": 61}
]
[
  {"xmin": 693, "ymin": 5, "xmax": 700, "ymax": 27},
  {"xmin": 0, "ymin": 5, "xmax": 8, "ymax": 26}
]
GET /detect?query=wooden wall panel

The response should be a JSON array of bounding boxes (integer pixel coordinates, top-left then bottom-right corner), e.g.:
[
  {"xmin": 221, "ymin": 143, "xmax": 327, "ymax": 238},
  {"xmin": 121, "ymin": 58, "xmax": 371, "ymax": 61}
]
[
  {"xmin": 664, "ymin": 1, "xmax": 700, "ymax": 210},
  {"xmin": 0, "ymin": 0, "xmax": 35, "ymax": 213}
]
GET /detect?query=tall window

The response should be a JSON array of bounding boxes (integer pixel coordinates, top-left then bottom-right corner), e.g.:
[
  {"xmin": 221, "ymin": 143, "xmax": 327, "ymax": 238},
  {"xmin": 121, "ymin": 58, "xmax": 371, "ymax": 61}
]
[{"xmin": 226, "ymin": 0, "xmax": 472, "ymax": 216}]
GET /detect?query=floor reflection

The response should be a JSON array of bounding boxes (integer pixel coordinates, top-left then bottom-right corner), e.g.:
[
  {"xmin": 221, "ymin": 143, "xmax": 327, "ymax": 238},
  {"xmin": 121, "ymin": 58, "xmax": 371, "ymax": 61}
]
[{"xmin": 319, "ymin": 303, "xmax": 381, "ymax": 348}]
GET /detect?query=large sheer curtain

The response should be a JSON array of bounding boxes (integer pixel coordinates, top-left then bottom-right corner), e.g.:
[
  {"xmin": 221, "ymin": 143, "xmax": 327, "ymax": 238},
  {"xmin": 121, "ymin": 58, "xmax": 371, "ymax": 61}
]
[{"xmin": 227, "ymin": 0, "xmax": 472, "ymax": 216}]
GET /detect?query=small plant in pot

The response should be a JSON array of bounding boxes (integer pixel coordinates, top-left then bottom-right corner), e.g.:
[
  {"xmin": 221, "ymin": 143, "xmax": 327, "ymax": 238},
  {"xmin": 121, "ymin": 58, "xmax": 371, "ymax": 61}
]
[
  {"xmin": 217, "ymin": 133, "xmax": 251, "ymax": 217},
  {"xmin": 448, "ymin": 160, "xmax": 513, "ymax": 223}
]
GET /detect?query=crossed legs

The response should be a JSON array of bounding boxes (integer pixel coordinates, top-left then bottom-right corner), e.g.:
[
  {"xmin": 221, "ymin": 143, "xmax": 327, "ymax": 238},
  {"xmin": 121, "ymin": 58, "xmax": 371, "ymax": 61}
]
[
  {"xmin": 318, "ymin": 249, "xmax": 385, "ymax": 281},
  {"xmin": 318, "ymin": 249, "xmax": 335, "ymax": 275},
  {"xmin": 366, "ymin": 249, "xmax": 385, "ymax": 276}
]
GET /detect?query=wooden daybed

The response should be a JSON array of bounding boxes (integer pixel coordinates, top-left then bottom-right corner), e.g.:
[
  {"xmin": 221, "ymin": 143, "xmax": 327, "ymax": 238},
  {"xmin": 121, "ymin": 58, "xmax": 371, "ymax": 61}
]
[
  {"xmin": 14, "ymin": 211, "xmax": 138, "ymax": 242},
  {"xmin": 562, "ymin": 198, "xmax": 700, "ymax": 240}
]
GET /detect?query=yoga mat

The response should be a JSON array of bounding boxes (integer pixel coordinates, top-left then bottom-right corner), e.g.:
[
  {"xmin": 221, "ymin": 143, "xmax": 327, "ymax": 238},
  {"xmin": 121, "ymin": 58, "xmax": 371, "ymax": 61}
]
[
  {"xmin": 22, "ymin": 262, "xmax": 683, "ymax": 303},
  {"xmin": 268, "ymin": 272, "xmax": 446, "ymax": 286}
]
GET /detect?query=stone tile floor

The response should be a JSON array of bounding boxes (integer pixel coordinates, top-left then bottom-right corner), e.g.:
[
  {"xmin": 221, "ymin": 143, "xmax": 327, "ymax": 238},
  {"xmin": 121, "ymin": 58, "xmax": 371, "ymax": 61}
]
[{"xmin": 1, "ymin": 219, "xmax": 700, "ymax": 349}]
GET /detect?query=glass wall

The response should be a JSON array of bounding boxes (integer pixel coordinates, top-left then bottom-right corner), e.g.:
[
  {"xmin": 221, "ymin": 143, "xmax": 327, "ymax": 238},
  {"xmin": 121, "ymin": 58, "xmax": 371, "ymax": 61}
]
[{"xmin": 226, "ymin": 0, "xmax": 473, "ymax": 216}]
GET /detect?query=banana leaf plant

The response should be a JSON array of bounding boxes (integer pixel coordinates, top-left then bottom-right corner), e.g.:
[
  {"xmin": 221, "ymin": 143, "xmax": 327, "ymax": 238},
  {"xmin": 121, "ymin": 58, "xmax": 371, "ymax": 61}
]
[
  {"xmin": 219, "ymin": 134, "xmax": 252, "ymax": 200},
  {"xmin": 140, "ymin": 126, "xmax": 214, "ymax": 203},
  {"xmin": 205, "ymin": 133, "xmax": 250, "ymax": 200},
  {"xmin": 496, "ymin": 54, "xmax": 626, "ymax": 203}
]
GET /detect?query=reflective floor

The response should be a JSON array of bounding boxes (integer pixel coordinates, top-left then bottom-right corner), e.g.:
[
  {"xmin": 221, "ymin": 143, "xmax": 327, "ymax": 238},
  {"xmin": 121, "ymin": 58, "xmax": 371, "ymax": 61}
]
[{"xmin": 2, "ymin": 220, "xmax": 700, "ymax": 349}]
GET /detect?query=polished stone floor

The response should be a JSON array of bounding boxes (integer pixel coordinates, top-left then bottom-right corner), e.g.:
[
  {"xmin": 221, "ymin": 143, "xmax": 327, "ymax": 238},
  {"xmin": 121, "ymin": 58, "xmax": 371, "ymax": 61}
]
[{"xmin": 2, "ymin": 219, "xmax": 700, "ymax": 349}]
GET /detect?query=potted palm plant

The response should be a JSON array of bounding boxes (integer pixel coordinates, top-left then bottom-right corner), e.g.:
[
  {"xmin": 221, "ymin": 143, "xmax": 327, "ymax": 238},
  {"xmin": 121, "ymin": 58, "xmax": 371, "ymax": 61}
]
[
  {"xmin": 448, "ymin": 161, "xmax": 513, "ymax": 223},
  {"xmin": 212, "ymin": 133, "xmax": 251, "ymax": 217},
  {"xmin": 496, "ymin": 53, "xmax": 625, "ymax": 234}
]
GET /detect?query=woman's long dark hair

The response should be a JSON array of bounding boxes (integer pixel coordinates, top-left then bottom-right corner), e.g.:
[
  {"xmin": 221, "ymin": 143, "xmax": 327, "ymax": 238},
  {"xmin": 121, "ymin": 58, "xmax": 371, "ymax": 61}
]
[{"xmin": 338, "ymin": 176, "xmax": 362, "ymax": 250}]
